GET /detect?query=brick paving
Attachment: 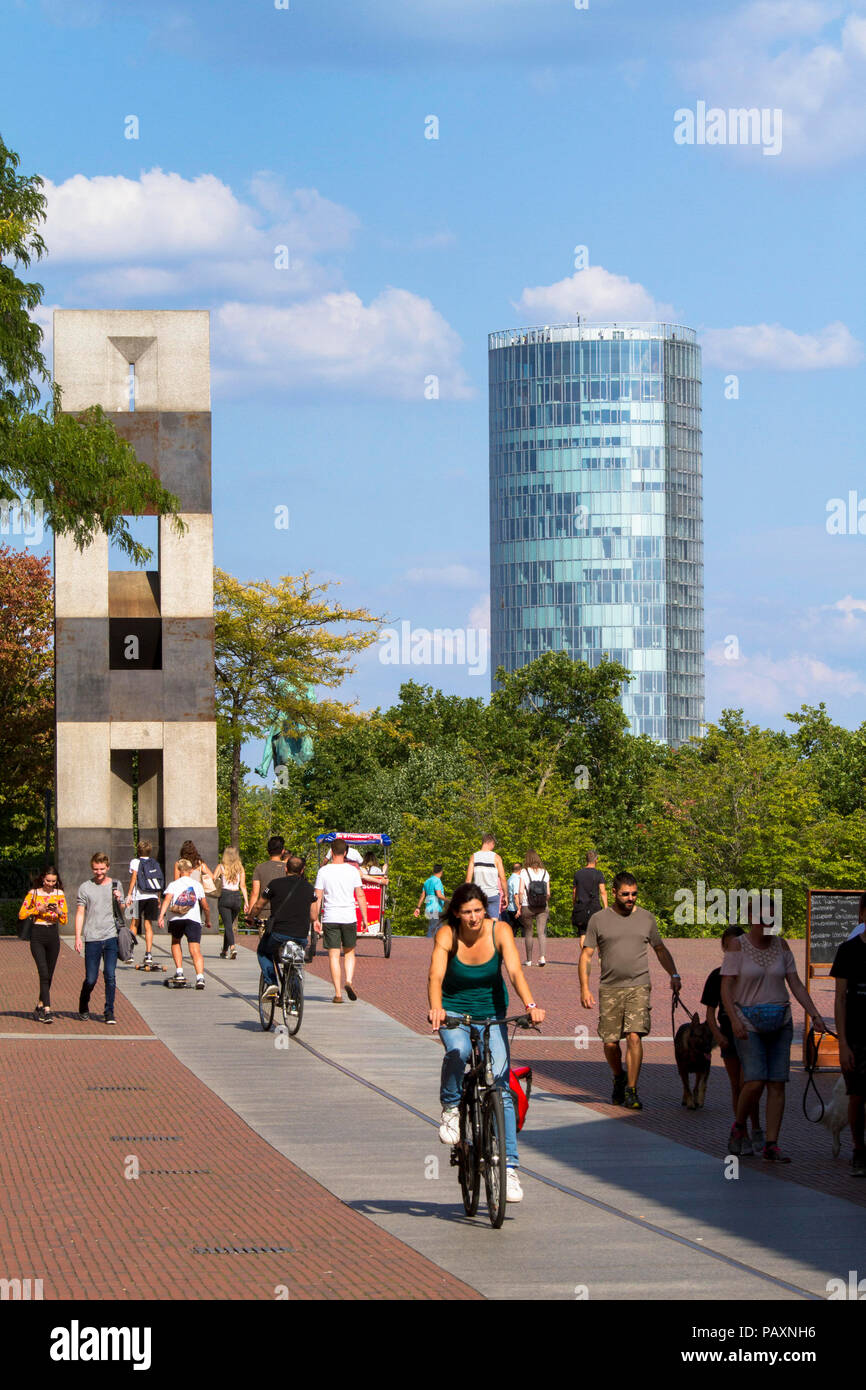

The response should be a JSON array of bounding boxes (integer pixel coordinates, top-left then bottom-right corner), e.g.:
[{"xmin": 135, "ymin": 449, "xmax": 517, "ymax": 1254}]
[
  {"xmin": 0, "ymin": 939, "xmax": 479, "ymax": 1301},
  {"xmin": 292, "ymin": 932, "xmax": 864, "ymax": 1209}
]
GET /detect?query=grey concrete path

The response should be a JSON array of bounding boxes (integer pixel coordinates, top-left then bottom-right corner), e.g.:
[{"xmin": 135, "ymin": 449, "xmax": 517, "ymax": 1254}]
[{"xmin": 97, "ymin": 938, "xmax": 860, "ymax": 1301}]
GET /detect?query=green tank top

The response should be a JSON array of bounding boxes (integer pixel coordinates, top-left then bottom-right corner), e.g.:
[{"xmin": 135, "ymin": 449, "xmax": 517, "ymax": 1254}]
[{"xmin": 441, "ymin": 930, "xmax": 508, "ymax": 1020}]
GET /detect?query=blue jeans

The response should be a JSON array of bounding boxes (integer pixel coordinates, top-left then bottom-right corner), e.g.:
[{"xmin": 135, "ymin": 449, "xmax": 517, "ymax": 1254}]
[
  {"xmin": 439, "ymin": 1018, "xmax": 518, "ymax": 1167},
  {"xmin": 79, "ymin": 938, "xmax": 118, "ymax": 1016},
  {"xmin": 484, "ymin": 893, "xmax": 501, "ymax": 920},
  {"xmin": 257, "ymin": 931, "xmax": 302, "ymax": 987},
  {"xmin": 425, "ymin": 913, "xmax": 441, "ymax": 937}
]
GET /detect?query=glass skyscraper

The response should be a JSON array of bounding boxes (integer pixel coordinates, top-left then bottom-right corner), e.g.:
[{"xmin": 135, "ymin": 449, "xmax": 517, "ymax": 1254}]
[{"xmin": 488, "ymin": 322, "xmax": 703, "ymax": 746}]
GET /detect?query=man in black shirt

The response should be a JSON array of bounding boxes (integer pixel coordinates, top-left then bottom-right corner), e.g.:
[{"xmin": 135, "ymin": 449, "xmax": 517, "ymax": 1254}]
[
  {"xmin": 572, "ymin": 852, "xmax": 608, "ymax": 946},
  {"xmin": 257, "ymin": 857, "xmax": 320, "ymax": 1000},
  {"xmin": 831, "ymin": 926, "xmax": 866, "ymax": 1176}
]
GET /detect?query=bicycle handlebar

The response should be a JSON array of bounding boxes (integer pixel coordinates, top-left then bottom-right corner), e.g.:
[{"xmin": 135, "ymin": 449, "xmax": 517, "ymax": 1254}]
[{"xmin": 441, "ymin": 1012, "xmax": 538, "ymax": 1031}]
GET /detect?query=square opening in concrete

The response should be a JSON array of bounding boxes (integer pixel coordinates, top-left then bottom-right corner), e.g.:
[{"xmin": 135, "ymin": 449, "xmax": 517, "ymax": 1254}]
[{"xmin": 108, "ymin": 515, "xmax": 159, "ymax": 571}]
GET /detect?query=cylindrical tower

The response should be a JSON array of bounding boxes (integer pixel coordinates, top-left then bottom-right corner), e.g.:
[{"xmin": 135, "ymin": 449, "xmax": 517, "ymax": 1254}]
[{"xmin": 488, "ymin": 321, "xmax": 703, "ymax": 747}]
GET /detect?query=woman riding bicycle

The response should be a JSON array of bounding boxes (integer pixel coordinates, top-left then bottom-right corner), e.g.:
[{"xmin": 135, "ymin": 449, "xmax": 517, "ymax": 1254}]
[{"xmin": 428, "ymin": 882, "xmax": 545, "ymax": 1204}]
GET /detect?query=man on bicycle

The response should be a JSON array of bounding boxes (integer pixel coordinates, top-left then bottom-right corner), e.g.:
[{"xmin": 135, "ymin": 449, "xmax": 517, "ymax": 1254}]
[
  {"xmin": 428, "ymin": 882, "xmax": 545, "ymax": 1204},
  {"xmin": 251, "ymin": 856, "xmax": 319, "ymax": 998}
]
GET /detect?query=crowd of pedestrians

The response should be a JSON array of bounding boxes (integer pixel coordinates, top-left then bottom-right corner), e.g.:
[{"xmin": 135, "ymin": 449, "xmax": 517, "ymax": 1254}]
[{"xmin": 16, "ymin": 830, "xmax": 866, "ymax": 1190}]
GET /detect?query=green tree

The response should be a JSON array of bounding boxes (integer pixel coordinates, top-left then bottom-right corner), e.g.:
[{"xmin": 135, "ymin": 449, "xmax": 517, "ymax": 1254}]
[
  {"xmin": 489, "ymin": 651, "xmax": 632, "ymax": 796},
  {"xmin": 214, "ymin": 569, "xmax": 381, "ymax": 844},
  {"xmin": 786, "ymin": 702, "xmax": 866, "ymax": 817},
  {"xmin": 0, "ymin": 544, "xmax": 53, "ymax": 856},
  {"xmin": 0, "ymin": 135, "xmax": 181, "ymax": 561}
]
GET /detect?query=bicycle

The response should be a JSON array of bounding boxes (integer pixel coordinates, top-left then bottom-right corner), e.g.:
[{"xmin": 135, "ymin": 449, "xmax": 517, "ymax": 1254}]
[
  {"xmin": 258, "ymin": 938, "xmax": 306, "ymax": 1036},
  {"xmin": 442, "ymin": 1011, "xmax": 537, "ymax": 1229}
]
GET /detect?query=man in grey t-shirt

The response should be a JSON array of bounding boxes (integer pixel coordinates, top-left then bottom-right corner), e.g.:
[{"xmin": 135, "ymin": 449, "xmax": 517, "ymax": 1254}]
[
  {"xmin": 75, "ymin": 852, "xmax": 124, "ymax": 1024},
  {"xmin": 579, "ymin": 872, "xmax": 681, "ymax": 1111}
]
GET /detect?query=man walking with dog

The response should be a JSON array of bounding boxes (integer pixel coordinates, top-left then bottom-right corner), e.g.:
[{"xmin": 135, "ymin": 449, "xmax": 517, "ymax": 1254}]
[{"xmin": 579, "ymin": 871, "xmax": 681, "ymax": 1110}]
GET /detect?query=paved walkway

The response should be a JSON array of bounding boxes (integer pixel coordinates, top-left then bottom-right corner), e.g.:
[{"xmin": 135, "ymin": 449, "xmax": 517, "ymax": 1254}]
[
  {"xmin": 105, "ymin": 935, "xmax": 861, "ymax": 1300},
  {"xmin": 2, "ymin": 932, "xmax": 859, "ymax": 1301}
]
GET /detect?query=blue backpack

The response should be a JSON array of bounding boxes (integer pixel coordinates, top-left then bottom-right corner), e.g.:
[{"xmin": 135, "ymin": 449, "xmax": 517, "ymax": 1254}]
[{"xmin": 138, "ymin": 857, "xmax": 165, "ymax": 895}]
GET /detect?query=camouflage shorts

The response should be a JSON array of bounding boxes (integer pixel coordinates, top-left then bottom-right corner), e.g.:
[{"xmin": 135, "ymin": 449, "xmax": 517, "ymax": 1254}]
[{"xmin": 598, "ymin": 985, "xmax": 651, "ymax": 1043}]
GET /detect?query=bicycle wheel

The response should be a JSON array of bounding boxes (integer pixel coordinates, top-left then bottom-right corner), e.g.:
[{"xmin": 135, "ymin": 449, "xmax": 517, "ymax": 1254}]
[
  {"xmin": 281, "ymin": 965, "xmax": 304, "ymax": 1036},
  {"xmin": 383, "ymin": 918, "xmax": 392, "ymax": 959},
  {"xmin": 482, "ymin": 1089, "xmax": 508, "ymax": 1229},
  {"xmin": 258, "ymin": 972, "xmax": 275, "ymax": 1031},
  {"xmin": 458, "ymin": 1095, "xmax": 480, "ymax": 1216}
]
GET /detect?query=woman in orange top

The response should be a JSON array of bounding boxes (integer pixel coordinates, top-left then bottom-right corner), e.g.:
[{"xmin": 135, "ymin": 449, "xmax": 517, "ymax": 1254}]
[{"xmin": 19, "ymin": 867, "xmax": 68, "ymax": 1024}]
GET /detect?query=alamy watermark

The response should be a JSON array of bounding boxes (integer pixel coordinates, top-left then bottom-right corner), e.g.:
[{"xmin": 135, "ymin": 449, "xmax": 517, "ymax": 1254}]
[
  {"xmin": 826, "ymin": 492, "xmax": 866, "ymax": 535},
  {"xmin": 672, "ymin": 882, "xmax": 782, "ymax": 931},
  {"xmin": 674, "ymin": 102, "xmax": 782, "ymax": 157},
  {"xmin": 378, "ymin": 620, "xmax": 488, "ymax": 678},
  {"xmin": 0, "ymin": 497, "xmax": 44, "ymax": 546}
]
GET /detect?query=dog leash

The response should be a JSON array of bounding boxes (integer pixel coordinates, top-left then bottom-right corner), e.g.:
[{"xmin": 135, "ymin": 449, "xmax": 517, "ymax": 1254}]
[
  {"xmin": 670, "ymin": 987, "xmax": 694, "ymax": 1040},
  {"xmin": 802, "ymin": 1024, "xmax": 838, "ymax": 1123}
]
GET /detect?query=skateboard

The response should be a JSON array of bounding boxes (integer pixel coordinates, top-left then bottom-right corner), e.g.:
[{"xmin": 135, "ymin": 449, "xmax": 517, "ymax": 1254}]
[
  {"xmin": 163, "ymin": 976, "xmax": 191, "ymax": 989},
  {"xmin": 136, "ymin": 962, "xmax": 167, "ymax": 972}
]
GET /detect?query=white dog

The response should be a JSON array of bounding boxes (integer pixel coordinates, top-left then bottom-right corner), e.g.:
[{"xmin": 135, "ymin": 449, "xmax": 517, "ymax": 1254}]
[{"xmin": 820, "ymin": 1076, "xmax": 849, "ymax": 1157}]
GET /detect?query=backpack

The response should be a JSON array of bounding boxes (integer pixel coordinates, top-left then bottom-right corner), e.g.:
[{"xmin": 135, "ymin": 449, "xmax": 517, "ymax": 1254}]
[
  {"xmin": 137, "ymin": 856, "xmax": 164, "ymax": 895},
  {"xmin": 170, "ymin": 885, "xmax": 198, "ymax": 917},
  {"xmin": 117, "ymin": 923, "xmax": 136, "ymax": 961},
  {"xmin": 526, "ymin": 872, "xmax": 547, "ymax": 912}
]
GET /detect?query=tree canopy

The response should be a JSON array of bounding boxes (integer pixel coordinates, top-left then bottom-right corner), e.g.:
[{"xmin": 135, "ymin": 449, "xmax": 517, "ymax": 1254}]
[{"xmin": 0, "ymin": 134, "xmax": 181, "ymax": 562}]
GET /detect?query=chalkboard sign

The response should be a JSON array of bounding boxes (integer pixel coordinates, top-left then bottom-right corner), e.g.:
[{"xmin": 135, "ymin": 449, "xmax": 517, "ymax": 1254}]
[{"xmin": 807, "ymin": 890, "xmax": 863, "ymax": 970}]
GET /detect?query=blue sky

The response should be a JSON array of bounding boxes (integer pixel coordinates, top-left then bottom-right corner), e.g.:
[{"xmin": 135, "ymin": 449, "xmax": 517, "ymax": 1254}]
[{"xmin": 4, "ymin": 0, "xmax": 866, "ymax": 734}]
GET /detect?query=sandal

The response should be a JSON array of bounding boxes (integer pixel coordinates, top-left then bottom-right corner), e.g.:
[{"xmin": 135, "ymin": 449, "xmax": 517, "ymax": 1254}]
[
  {"xmin": 229, "ymin": 948, "xmax": 237, "ymax": 960},
  {"xmin": 332, "ymin": 995, "xmax": 343, "ymax": 1004}
]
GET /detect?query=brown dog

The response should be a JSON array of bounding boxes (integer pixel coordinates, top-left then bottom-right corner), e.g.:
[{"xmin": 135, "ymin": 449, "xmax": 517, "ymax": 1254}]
[{"xmin": 674, "ymin": 1013, "xmax": 717, "ymax": 1109}]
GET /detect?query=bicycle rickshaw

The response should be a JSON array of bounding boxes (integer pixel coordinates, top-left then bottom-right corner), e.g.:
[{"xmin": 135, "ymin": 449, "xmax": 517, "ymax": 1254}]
[{"xmin": 315, "ymin": 832, "xmax": 393, "ymax": 959}]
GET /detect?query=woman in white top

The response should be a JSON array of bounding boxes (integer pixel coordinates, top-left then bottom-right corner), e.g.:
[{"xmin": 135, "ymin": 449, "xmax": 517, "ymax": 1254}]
[
  {"xmin": 213, "ymin": 847, "xmax": 248, "ymax": 959},
  {"xmin": 517, "ymin": 850, "xmax": 551, "ymax": 967}
]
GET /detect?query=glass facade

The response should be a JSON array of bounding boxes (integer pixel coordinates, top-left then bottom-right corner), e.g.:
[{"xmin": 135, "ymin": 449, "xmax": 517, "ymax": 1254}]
[{"xmin": 488, "ymin": 322, "xmax": 704, "ymax": 747}]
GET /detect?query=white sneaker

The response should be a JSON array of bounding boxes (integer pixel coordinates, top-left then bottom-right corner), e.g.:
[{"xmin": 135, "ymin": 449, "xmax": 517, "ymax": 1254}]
[
  {"xmin": 538, "ymin": 957, "xmax": 546, "ymax": 967},
  {"xmin": 506, "ymin": 1168, "xmax": 523, "ymax": 1202},
  {"xmin": 262, "ymin": 984, "xmax": 279, "ymax": 1000},
  {"xmin": 438, "ymin": 1106, "xmax": 460, "ymax": 1144}
]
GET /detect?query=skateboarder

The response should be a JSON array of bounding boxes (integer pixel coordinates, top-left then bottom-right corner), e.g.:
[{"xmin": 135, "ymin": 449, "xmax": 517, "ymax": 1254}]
[{"xmin": 158, "ymin": 857, "xmax": 211, "ymax": 989}]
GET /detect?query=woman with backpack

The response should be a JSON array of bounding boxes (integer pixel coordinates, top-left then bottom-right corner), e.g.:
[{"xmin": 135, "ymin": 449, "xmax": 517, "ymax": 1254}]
[
  {"xmin": 126, "ymin": 840, "xmax": 165, "ymax": 966},
  {"xmin": 213, "ymin": 847, "xmax": 248, "ymax": 960},
  {"xmin": 19, "ymin": 867, "xmax": 68, "ymax": 1023},
  {"xmin": 518, "ymin": 850, "xmax": 551, "ymax": 968}
]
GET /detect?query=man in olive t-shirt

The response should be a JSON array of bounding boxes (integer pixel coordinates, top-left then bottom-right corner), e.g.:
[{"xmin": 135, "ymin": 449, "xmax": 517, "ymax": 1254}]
[
  {"xmin": 579, "ymin": 872, "xmax": 681, "ymax": 1110},
  {"xmin": 249, "ymin": 835, "xmax": 289, "ymax": 926}
]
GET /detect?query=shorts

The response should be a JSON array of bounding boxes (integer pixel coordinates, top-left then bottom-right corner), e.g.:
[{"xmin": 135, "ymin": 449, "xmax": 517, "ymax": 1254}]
[
  {"xmin": 135, "ymin": 897, "xmax": 159, "ymax": 923},
  {"xmin": 170, "ymin": 918, "xmax": 202, "ymax": 944},
  {"xmin": 843, "ymin": 1043, "xmax": 866, "ymax": 1098},
  {"xmin": 323, "ymin": 921, "xmax": 357, "ymax": 951},
  {"xmin": 734, "ymin": 1019, "xmax": 793, "ymax": 1082},
  {"xmin": 598, "ymin": 985, "xmax": 651, "ymax": 1043}
]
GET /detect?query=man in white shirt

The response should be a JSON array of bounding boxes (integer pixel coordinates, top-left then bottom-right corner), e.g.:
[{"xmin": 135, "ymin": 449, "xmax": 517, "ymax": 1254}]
[
  {"xmin": 314, "ymin": 839, "xmax": 368, "ymax": 1004},
  {"xmin": 465, "ymin": 834, "xmax": 508, "ymax": 920},
  {"xmin": 158, "ymin": 857, "xmax": 212, "ymax": 988}
]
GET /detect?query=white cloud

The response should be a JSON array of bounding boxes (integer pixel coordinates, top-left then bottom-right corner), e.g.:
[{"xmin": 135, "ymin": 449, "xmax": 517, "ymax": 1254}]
[
  {"xmin": 42, "ymin": 169, "xmax": 354, "ymax": 302},
  {"xmin": 514, "ymin": 266, "xmax": 677, "ymax": 325},
  {"xmin": 679, "ymin": 1, "xmax": 866, "ymax": 164},
  {"xmin": 513, "ymin": 264, "xmax": 861, "ymax": 370},
  {"xmin": 404, "ymin": 564, "xmax": 485, "ymax": 588},
  {"xmin": 826, "ymin": 594, "xmax": 866, "ymax": 624},
  {"xmin": 38, "ymin": 167, "xmax": 470, "ymax": 401},
  {"xmin": 467, "ymin": 593, "xmax": 491, "ymax": 633},
  {"xmin": 707, "ymin": 640, "xmax": 866, "ymax": 714},
  {"xmin": 701, "ymin": 320, "xmax": 862, "ymax": 369},
  {"xmin": 212, "ymin": 291, "xmax": 473, "ymax": 400}
]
